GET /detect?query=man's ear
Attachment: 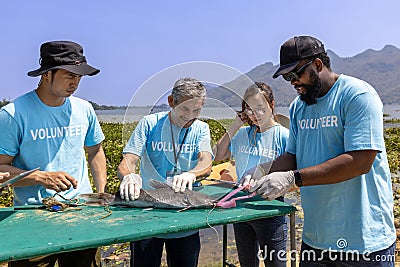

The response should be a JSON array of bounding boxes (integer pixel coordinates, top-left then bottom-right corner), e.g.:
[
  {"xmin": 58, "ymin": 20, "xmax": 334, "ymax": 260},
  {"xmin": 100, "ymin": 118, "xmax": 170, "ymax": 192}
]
[
  {"xmin": 314, "ymin": 58, "xmax": 323, "ymax": 72},
  {"xmin": 42, "ymin": 71, "xmax": 51, "ymax": 79},
  {"xmin": 168, "ymin": 95, "xmax": 174, "ymax": 108}
]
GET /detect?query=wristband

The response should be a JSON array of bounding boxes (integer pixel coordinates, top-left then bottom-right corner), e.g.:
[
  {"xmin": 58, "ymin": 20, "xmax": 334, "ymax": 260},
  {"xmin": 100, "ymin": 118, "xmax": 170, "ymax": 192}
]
[{"xmin": 294, "ymin": 170, "xmax": 303, "ymax": 187}]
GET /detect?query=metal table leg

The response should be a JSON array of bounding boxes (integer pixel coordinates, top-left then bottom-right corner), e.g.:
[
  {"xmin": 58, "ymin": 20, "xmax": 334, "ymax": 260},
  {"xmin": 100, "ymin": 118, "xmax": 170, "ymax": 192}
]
[
  {"xmin": 223, "ymin": 224, "xmax": 227, "ymax": 266},
  {"xmin": 290, "ymin": 211, "xmax": 297, "ymax": 267}
]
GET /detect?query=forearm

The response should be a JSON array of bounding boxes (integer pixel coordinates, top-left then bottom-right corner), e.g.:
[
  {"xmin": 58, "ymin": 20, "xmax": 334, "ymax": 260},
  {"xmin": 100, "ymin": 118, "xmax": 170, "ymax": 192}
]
[
  {"xmin": 0, "ymin": 161, "xmax": 42, "ymax": 187},
  {"xmin": 87, "ymin": 145, "xmax": 107, "ymax": 193},
  {"xmin": 267, "ymin": 152, "xmax": 297, "ymax": 173},
  {"xmin": 214, "ymin": 117, "xmax": 242, "ymax": 162},
  {"xmin": 0, "ymin": 156, "xmax": 25, "ymax": 178},
  {"xmin": 117, "ymin": 154, "xmax": 140, "ymax": 180},
  {"xmin": 213, "ymin": 132, "xmax": 232, "ymax": 162},
  {"xmin": 1, "ymin": 154, "xmax": 78, "ymax": 191},
  {"xmin": 0, "ymin": 164, "xmax": 26, "ymax": 177},
  {"xmin": 300, "ymin": 150, "xmax": 377, "ymax": 186}
]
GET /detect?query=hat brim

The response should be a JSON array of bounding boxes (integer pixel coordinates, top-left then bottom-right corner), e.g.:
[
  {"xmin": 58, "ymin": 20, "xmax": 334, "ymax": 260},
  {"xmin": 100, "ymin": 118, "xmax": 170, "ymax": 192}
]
[
  {"xmin": 27, "ymin": 62, "xmax": 100, "ymax": 77},
  {"xmin": 272, "ymin": 60, "xmax": 300, "ymax": 79}
]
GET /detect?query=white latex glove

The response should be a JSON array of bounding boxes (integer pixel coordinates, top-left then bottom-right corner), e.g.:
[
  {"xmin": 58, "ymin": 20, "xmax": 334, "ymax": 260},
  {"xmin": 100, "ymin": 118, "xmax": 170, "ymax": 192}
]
[
  {"xmin": 249, "ymin": 171, "xmax": 297, "ymax": 200},
  {"xmin": 239, "ymin": 165, "xmax": 266, "ymax": 187},
  {"xmin": 237, "ymin": 175, "xmax": 258, "ymax": 191},
  {"xmin": 120, "ymin": 173, "xmax": 142, "ymax": 201},
  {"xmin": 172, "ymin": 172, "xmax": 196, "ymax": 192}
]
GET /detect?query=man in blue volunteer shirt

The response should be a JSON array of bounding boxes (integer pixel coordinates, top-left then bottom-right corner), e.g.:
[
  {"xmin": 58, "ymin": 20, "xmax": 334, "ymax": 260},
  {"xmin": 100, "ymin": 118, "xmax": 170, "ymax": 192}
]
[
  {"xmin": 0, "ymin": 41, "xmax": 107, "ymax": 266},
  {"xmin": 248, "ymin": 36, "xmax": 395, "ymax": 265},
  {"xmin": 117, "ymin": 77, "xmax": 213, "ymax": 267}
]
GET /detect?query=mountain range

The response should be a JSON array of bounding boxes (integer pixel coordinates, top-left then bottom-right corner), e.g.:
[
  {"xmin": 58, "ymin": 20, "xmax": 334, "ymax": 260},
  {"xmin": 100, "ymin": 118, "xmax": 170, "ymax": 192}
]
[{"xmin": 207, "ymin": 45, "xmax": 400, "ymax": 107}]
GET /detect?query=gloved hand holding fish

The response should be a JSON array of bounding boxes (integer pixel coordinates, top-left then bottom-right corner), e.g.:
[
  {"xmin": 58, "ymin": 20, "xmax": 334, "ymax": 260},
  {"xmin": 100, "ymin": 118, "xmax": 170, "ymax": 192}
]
[
  {"xmin": 172, "ymin": 172, "xmax": 196, "ymax": 192},
  {"xmin": 249, "ymin": 171, "xmax": 297, "ymax": 200},
  {"xmin": 120, "ymin": 173, "xmax": 142, "ymax": 201}
]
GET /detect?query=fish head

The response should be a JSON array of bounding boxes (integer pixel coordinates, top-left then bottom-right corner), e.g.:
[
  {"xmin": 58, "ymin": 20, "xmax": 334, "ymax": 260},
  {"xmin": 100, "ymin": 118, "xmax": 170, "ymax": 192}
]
[{"xmin": 181, "ymin": 190, "xmax": 216, "ymax": 208}]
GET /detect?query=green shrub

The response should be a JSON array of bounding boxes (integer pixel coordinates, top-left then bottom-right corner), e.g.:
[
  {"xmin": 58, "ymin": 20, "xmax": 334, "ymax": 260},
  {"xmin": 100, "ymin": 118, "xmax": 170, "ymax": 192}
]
[{"xmin": 385, "ymin": 127, "xmax": 400, "ymax": 174}]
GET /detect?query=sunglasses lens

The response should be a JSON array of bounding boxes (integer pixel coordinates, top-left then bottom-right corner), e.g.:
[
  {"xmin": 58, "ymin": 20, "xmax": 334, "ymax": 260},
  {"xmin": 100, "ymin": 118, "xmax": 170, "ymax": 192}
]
[
  {"xmin": 283, "ymin": 72, "xmax": 297, "ymax": 81},
  {"xmin": 282, "ymin": 59, "xmax": 313, "ymax": 81},
  {"xmin": 282, "ymin": 74, "xmax": 291, "ymax": 81}
]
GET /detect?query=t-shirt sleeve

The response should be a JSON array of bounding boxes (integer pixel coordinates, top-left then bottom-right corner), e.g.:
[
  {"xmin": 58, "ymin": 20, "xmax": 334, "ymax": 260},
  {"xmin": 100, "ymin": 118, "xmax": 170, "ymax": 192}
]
[
  {"xmin": 279, "ymin": 127, "xmax": 289, "ymax": 154},
  {"xmin": 84, "ymin": 105, "xmax": 105, "ymax": 147},
  {"xmin": 123, "ymin": 117, "xmax": 149, "ymax": 156},
  {"xmin": 286, "ymin": 102, "xmax": 298, "ymax": 155},
  {"xmin": 0, "ymin": 109, "xmax": 21, "ymax": 156},
  {"xmin": 343, "ymin": 90, "xmax": 385, "ymax": 152},
  {"xmin": 197, "ymin": 123, "xmax": 213, "ymax": 158}
]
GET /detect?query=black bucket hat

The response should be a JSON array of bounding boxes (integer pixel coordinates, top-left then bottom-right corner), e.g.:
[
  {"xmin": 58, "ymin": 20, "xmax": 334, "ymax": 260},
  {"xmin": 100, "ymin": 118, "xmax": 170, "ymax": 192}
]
[
  {"xmin": 272, "ymin": 36, "xmax": 325, "ymax": 78},
  {"xmin": 27, "ymin": 41, "xmax": 100, "ymax": 77}
]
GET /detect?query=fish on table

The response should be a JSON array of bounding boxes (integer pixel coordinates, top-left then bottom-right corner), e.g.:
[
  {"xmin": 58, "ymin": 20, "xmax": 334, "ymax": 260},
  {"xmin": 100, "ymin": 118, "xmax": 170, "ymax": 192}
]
[{"xmin": 79, "ymin": 180, "xmax": 221, "ymax": 209}]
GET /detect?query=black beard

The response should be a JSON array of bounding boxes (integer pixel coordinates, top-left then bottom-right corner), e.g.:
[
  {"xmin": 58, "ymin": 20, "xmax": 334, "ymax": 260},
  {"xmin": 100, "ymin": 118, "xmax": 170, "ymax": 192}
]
[{"xmin": 299, "ymin": 70, "xmax": 322, "ymax": 105}]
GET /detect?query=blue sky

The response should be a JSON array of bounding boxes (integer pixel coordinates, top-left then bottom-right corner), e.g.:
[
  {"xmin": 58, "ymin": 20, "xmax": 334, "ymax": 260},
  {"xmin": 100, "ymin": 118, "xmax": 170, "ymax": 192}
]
[{"xmin": 1, "ymin": 1, "xmax": 400, "ymax": 105}]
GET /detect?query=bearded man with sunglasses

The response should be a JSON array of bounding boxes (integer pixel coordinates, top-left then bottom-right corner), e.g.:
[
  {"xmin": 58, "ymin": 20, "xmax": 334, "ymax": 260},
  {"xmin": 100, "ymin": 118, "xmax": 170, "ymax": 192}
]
[{"xmin": 248, "ymin": 36, "xmax": 395, "ymax": 266}]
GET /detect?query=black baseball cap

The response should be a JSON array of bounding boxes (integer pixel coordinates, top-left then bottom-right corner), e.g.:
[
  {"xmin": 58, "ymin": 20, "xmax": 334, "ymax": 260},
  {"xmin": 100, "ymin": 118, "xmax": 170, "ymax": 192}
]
[
  {"xmin": 27, "ymin": 41, "xmax": 100, "ymax": 77},
  {"xmin": 272, "ymin": 36, "xmax": 325, "ymax": 78}
]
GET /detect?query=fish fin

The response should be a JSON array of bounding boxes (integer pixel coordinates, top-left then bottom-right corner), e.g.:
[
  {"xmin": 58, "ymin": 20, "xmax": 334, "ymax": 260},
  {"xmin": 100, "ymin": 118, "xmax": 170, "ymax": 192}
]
[{"xmin": 149, "ymin": 179, "xmax": 171, "ymax": 189}]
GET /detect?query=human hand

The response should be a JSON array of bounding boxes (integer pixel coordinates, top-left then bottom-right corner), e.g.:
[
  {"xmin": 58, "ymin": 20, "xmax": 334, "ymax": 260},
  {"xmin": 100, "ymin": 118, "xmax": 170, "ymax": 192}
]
[
  {"xmin": 35, "ymin": 171, "xmax": 78, "ymax": 192},
  {"xmin": 238, "ymin": 175, "xmax": 255, "ymax": 190},
  {"xmin": 248, "ymin": 171, "xmax": 297, "ymax": 200},
  {"xmin": 0, "ymin": 172, "xmax": 10, "ymax": 180},
  {"xmin": 236, "ymin": 111, "xmax": 249, "ymax": 125},
  {"xmin": 239, "ymin": 165, "xmax": 266, "ymax": 187},
  {"xmin": 172, "ymin": 172, "xmax": 196, "ymax": 192},
  {"xmin": 120, "ymin": 173, "xmax": 142, "ymax": 201}
]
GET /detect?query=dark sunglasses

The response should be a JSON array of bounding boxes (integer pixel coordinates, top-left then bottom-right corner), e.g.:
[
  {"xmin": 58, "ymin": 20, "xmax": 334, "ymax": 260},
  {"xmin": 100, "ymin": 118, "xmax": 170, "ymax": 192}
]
[{"xmin": 282, "ymin": 59, "xmax": 314, "ymax": 81}]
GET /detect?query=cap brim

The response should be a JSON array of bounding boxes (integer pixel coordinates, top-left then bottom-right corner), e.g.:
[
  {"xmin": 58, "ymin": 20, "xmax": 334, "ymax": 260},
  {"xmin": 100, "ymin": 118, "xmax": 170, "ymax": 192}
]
[
  {"xmin": 272, "ymin": 60, "xmax": 300, "ymax": 79},
  {"xmin": 27, "ymin": 63, "xmax": 100, "ymax": 77}
]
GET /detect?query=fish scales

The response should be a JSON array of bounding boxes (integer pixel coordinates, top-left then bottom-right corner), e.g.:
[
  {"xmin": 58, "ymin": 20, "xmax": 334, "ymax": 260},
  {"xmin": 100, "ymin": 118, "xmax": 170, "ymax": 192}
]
[{"xmin": 79, "ymin": 180, "xmax": 218, "ymax": 209}]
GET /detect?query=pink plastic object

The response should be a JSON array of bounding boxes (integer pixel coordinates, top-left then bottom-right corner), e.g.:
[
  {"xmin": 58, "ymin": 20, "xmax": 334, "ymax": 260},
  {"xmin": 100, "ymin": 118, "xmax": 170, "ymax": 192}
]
[{"xmin": 216, "ymin": 185, "xmax": 256, "ymax": 208}]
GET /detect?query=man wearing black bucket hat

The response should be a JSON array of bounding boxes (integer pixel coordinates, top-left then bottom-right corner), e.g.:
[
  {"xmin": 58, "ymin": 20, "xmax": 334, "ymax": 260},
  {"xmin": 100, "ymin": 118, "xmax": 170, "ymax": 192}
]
[
  {"xmin": 0, "ymin": 41, "xmax": 106, "ymax": 266},
  {"xmin": 247, "ymin": 36, "xmax": 396, "ymax": 265}
]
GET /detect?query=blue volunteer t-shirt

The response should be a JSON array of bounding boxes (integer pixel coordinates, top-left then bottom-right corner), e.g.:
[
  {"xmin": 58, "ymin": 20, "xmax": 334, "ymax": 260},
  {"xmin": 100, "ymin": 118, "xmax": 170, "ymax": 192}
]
[
  {"xmin": 123, "ymin": 112, "xmax": 213, "ymax": 190},
  {"xmin": 287, "ymin": 75, "xmax": 395, "ymax": 252},
  {"xmin": 230, "ymin": 125, "xmax": 289, "ymax": 178},
  {"xmin": 0, "ymin": 90, "xmax": 105, "ymax": 206}
]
